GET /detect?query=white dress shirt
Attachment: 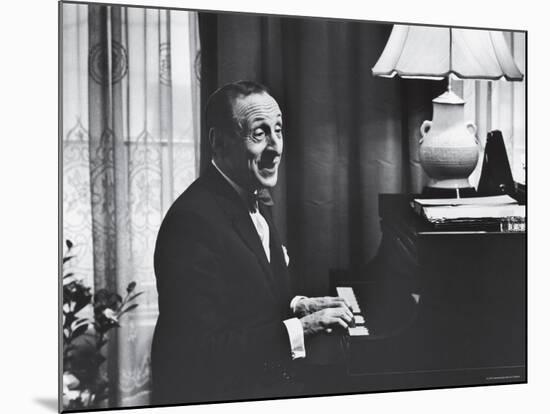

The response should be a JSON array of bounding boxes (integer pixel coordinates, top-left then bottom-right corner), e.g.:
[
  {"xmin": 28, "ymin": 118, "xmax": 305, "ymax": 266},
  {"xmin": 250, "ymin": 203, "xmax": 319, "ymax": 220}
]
[{"xmin": 212, "ymin": 160, "xmax": 306, "ymax": 359}]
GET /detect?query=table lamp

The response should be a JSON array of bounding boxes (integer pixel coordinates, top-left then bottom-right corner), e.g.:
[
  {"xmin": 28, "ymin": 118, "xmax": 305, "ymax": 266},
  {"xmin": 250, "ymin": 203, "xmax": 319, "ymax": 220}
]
[{"xmin": 372, "ymin": 25, "xmax": 523, "ymax": 193}]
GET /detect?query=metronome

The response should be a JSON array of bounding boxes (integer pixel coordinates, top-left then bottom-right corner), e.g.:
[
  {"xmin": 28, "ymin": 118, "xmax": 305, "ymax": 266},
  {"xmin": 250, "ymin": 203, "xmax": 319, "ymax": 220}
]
[{"xmin": 477, "ymin": 130, "xmax": 515, "ymax": 197}]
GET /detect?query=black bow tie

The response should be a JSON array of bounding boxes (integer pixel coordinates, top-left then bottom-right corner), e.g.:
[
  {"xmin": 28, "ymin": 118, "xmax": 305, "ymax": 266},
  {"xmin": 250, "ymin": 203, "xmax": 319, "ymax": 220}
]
[{"xmin": 248, "ymin": 188, "xmax": 274, "ymax": 212}]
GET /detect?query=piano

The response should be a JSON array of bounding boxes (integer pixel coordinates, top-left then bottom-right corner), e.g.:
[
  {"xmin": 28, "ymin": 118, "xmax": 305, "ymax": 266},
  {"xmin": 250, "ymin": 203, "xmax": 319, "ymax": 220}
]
[{"xmin": 304, "ymin": 194, "xmax": 526, "ymax": 394}]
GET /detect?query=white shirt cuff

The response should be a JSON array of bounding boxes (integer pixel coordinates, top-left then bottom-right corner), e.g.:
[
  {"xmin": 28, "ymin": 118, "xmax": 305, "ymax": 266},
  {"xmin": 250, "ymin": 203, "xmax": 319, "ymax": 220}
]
[
  {"xmin": 290, "ymin": 295, "xmax": 308, "ymax": 314},
  {"xmin": 283, "ymin": 318, "xmax": 306, "ymax": 360}
]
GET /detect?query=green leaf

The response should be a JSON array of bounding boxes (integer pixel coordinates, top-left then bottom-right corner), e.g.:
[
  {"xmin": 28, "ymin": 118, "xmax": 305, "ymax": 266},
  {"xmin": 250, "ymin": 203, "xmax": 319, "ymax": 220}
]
[
  {"xmin": 126, "ymin": 281, "xmax": 137, "ymax": 293},
  {"xmin": 126, "ymin": 292, "xmax": 144, "ymax": 303},
  {"xmin": 72, "ymin": 318, "xmax": 89, "ymax": 330},
  {"xmin": 119, "ymin": 303, "xmax": 139, "ymax": 316},
  {"xmin": 73, "ymin": 292, "xmax": 92, "ymax": 315},
  {"xmin": 64, "ymin": 313, "xmax": 76, "ymax": 327},
  {"xmin": 71, "ymin": 324, "xmax": 89, "ymax": 339}
]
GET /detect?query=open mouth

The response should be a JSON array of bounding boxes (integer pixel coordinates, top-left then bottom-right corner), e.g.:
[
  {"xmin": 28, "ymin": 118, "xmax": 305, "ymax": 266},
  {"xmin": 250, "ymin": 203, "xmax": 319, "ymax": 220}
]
[{"xmin": 258, "ymin": 151, "xmax": 279, "ymax": 171}]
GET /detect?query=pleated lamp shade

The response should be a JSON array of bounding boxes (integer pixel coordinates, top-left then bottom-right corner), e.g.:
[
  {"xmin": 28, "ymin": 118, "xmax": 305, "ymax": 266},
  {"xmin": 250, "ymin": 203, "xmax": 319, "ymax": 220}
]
[
  {"xmin": 371, "ymin": 25, "xmax": 523, "ymax": 192},
  {"xmin": 372, "ymin": 25, "xmax": 523, "ymax": 81}
]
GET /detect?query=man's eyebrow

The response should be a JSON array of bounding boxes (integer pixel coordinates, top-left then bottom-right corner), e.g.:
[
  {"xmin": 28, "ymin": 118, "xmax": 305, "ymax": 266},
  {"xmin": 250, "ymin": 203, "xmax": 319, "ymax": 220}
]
[{"xmin": 250, "ymin": 114, "xmax": 282, "ymax": 123}]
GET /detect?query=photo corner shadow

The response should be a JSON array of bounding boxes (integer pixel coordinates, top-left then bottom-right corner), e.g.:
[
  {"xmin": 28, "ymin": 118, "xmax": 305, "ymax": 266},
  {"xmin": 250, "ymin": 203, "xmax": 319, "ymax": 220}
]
[{"xmin": 34, "ymin": 397, "xmax": 59, "ymax": 413}]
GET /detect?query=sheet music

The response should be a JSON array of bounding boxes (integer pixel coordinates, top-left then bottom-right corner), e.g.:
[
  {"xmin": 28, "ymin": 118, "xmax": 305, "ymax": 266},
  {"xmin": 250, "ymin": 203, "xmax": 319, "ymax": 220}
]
[
  {"xmin": 413, "ymin": 194, "xmax": 517, "ymax": 207},
  {"xmin": 423, "ymin": 204, "xmax": 525, "ymax": 221}
]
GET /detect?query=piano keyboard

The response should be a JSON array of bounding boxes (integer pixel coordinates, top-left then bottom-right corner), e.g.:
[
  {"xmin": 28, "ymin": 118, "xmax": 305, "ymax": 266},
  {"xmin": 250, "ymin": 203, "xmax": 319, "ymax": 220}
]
[{"xmin": 336, "ymin": 287, "xmax": 370, "ymax": 336}]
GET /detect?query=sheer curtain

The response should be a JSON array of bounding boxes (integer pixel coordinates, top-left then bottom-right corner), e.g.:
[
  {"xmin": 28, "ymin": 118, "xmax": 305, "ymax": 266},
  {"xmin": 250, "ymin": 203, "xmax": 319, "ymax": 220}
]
[
  {"xmin": 455, "ymin": 32, "xmax": 526, "ymax": 187},
  {"xmin": 62, "ymin": 3, "xmax": 200, "ymax": 406}
]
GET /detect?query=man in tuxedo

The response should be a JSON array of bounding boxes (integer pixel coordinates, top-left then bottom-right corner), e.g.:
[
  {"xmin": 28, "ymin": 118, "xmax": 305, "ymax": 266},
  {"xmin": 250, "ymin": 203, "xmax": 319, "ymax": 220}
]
[{"xmin": 151, "ymin": 81, "xmax": 353, "ymax": 405}]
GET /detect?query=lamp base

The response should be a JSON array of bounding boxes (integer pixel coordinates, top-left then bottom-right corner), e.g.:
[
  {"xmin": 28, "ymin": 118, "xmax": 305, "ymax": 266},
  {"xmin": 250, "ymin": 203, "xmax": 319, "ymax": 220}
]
[
  {"xmin": 426, "ymin": 177, "xmax": 472, "ymax": 189},
  {"xmin": 418, "ymin": 90, "xmax": 480, "ymax": 193},
  {"xmin": 421, "ymin": 186, "xmax": 477, "ymax": 198}
]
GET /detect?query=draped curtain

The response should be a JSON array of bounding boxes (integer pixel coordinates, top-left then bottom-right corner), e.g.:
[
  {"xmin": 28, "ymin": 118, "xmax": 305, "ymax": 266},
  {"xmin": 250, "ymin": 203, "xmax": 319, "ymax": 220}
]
[
  {"xmin": 199, "ymin": 13, "xmax": 443, "ymax": 296},
  {"xmin": 62, "ymin": 3, "xmax": 200, "ymax": 406}
]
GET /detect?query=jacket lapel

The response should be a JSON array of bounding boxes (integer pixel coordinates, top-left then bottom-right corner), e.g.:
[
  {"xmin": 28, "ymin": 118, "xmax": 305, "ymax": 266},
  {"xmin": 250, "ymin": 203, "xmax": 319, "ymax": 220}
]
[
  {"xmin": 261, "ymin": 205, "xmax": 292, "ymax": 303},
  {"xmin": 231, "ymin": 213, "xmax": 273, "ymax": 281},
  {"xmin": 202, "ymin": 166, "xmax": 278, "ymax": 304}
]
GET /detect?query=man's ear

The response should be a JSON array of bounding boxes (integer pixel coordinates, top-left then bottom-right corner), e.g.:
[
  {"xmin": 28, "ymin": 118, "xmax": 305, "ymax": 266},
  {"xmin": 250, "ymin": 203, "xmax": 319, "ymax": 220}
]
[
  {"xmin": 208, "ymin": 127, "xmax": 216, "ymax": 149},
  {"xmin": 209, "ymin": 127, "xmax": 223, "ymax": 155}
]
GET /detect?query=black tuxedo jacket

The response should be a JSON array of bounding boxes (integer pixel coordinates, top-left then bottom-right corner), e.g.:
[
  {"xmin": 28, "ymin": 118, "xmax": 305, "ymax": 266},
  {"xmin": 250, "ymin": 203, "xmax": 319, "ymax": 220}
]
[{"xmin": 151, "ymin": 166, "xmax": 299, "ymax": 405}]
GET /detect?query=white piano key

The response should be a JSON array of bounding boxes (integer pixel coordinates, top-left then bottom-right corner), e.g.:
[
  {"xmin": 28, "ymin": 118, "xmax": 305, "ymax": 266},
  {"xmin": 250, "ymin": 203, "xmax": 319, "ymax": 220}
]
[
  {"xmin": 336, "ymin": 287, "xmax": 353, "ymax": 299},
  {"xmin": 336, "ymin": 287, "xmax": 361, "ymax": 313},
  {"xmin": 349, "ymin": 326, "xmax": 370, "ymax": 336}
]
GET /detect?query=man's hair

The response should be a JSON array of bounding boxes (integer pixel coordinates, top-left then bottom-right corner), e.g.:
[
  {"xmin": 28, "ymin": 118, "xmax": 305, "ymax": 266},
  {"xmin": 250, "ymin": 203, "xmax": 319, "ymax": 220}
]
[{"xmin": 205, "ymin": 80, "xmax": 271, "ymax": 137}]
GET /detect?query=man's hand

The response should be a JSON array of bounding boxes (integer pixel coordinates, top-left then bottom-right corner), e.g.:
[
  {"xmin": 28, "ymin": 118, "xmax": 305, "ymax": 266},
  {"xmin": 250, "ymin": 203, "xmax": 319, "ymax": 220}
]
[
  {"xmin": 293, "ymin": 296, "xmax": 351, "ymax": 317},
  {"xmin": 299, "ymin": 306, "xmax": 354, "ymax": 336}
]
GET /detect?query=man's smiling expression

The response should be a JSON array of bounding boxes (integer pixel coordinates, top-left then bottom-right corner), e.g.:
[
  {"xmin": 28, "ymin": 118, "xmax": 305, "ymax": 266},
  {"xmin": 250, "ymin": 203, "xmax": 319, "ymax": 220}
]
[{"xmin": 223, "ymin": 92, "xmax": 283, "ymax": 190}]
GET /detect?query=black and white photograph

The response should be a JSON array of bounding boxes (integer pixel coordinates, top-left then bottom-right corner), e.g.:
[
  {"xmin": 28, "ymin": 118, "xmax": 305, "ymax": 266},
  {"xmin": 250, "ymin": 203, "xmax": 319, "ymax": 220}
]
[{"xmin": 58, "ymin": 0, "xmax": 531, "ymax": 412}]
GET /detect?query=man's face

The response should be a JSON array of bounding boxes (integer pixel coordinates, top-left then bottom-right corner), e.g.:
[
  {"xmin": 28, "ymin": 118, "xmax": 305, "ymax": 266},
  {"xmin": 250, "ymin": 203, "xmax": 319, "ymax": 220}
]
[{"xmin": 222, "ymin": 92, "xmax": 283, "ymax": 190}]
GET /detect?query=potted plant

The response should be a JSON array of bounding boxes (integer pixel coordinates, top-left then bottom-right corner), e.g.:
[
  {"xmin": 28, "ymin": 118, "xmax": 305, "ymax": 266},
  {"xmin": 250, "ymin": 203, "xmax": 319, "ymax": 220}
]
[{"xmin": 62, "ymin": 240, "xmax": 143, "ymax": 409}]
